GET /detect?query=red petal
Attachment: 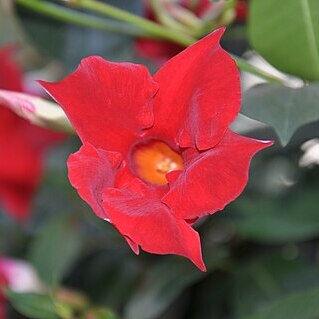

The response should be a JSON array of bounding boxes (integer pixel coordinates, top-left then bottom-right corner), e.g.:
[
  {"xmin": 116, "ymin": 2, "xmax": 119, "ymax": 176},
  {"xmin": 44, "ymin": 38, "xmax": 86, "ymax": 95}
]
[
  {"xmin": 195, "ymin": 0, "xmax": 214, "ymax": 16},
  {"xmin": 67, "ymin": 143, "xmax": 122, "ymax": 219},
  {"xmin": 124, "ymin": 236, "xmax": 140, "ymax": 255},
  {"xmin": 148, "ymin": 28, "xmax": 241, "ymax": 150},
  {"xmin": 135, "ymin": 38, "xmax": 183, "ymax": 64},
  {"xmin": 0, "ymin": 46, "xmax": 64, "ymax": 221},
  {"xmin": 102, "ymin": 179, "xmax": 206, "ymax": 271},
  {"xmin": 163, "ymin": 130, "xmax": 273, "ymax": 219},
  {"xmin": 0, "ymin": 46, "xmax": 23, "ymax": 92},
  {"xmin": 235, "ymin": 0, "xmax": 248, "ymax": 22},
  {"xmin": 0, "ymin": 108, "xmax": 62, "ymax": 221},
  {"xmin": 40, "ymin": 57, "xmax": 158, "ymax": 155},
  {"xmin": 0, "ymin": 180, "xmax": 37, "ymax": 221}
]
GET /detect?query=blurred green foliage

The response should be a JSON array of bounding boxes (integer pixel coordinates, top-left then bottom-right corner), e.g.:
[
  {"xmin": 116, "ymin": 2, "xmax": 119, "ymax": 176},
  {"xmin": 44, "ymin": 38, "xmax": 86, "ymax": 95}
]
[
  {"xmin": 1, "ymin": 1, "xmax": 319, "ymax": 319},
  {"xmin": 242, "ymin": 83, "xmax": 319, "ymax": 146}
]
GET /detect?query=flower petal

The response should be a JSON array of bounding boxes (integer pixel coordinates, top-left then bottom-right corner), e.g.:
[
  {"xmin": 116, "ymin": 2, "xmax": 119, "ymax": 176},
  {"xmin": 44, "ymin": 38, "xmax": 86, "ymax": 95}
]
[
  {"xmin": 0, "ymin": 46, "xmax": 64, "ymax": 221},
  {"xmin": 0, "ymin": 46, "xmax": 23, "ymax": 92},
  {"xmin": 0, "ymin": 108, "xmax": 62, "ymax": 221},
  {"xmin": 135, "ymin": 38, "xmax": 183, "ymax": 64},
  {"xmin": 67, "ymin": 143, "xmax": 122, "ymax": 220},
  {"xmin": 67, "ymin": 145, "xmax": 142, "ymax": 253},
  {"xmin": 40, "ymin": 57, "xmax": 158, "ymax": 155},
  {"xmin": 0, "ymin": 181, "xmax": 37, "ymax": 221},
  {"xmin": 163, "ymin": 130, "xmax": 273, "ymax": 219},
  {"xmin": 102, "ymin": 178, "xmax": 206, "ymax": 271},
  {"xmin": 0, "ymin": 110, "xmax": 63, "ymax": 173},
  {"xmin": 149, "ymin": 28, "xmax": 241, "ymax": 150}
]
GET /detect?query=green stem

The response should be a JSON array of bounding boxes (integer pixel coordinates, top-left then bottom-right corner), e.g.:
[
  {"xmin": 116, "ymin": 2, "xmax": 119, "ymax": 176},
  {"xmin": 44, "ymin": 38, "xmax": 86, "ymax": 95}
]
[
  {"xmin": 15, "ymin": 0, "xmax": 148, "ymax": 37},
  {"xmin": 71, "ymin": 0, "xmax": 196, "ymax": 46},
  {"xmin": 66, "ymin": 0, "xmax": 286, "ymax": 84},
  {"xmin": 232, "ymin": 55, "xmax": 285, "ymax": 84},
  {"xmin": 149, "ymin": 0, "xmax": 195, "ymax": 36},
  {"xmin": 16, "ymin": 0, "xmax": 286, "ymax": 84}
]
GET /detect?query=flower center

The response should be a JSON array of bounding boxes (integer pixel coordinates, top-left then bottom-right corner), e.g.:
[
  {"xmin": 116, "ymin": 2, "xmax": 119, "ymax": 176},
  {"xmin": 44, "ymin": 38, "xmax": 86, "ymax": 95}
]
[{"xmin": 132, "ymin": 140, "xmax": 184, "ymax": 185}]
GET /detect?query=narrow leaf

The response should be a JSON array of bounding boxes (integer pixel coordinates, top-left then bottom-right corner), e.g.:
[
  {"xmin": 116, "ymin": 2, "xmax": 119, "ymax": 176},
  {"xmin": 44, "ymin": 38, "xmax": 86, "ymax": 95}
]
[
  {"xmin": 6, "ymin": 290, "xmax": 58, "ymax": 319},
  {"xmin": 124, "ymin": 248, "xmax": 227, "ymax": 319},
  {"xmin": 28, "ymin": 216, "xmax": 82, "ymax": 286}
]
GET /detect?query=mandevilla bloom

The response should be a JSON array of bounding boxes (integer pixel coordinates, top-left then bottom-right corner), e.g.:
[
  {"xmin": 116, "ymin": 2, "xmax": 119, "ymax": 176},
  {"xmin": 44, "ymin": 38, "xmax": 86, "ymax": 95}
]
[
  {"xmin": 0, "ymin": 46, "xmax": 63, "ymax": 220},
  {"xmin": 41, "ymin": 28, "xmax": 272, "ymax": 270}
]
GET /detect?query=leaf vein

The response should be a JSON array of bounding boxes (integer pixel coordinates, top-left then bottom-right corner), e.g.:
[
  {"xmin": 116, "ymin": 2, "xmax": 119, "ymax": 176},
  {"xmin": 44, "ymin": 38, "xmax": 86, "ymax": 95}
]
[{"xmin": 300, "ymin": 0, "xmax": 319, "ymax": 75}]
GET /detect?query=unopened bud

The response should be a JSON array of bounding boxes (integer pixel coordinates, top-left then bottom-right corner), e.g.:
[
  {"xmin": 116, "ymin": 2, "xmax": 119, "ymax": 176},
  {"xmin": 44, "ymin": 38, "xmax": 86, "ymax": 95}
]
[
  {"xmin": 0, "ymin": 90, "xmax": 74, "ymax": 134},
  {"xmin": 168, "ymin": 4, "xmax": 203, "ymax": 29}
]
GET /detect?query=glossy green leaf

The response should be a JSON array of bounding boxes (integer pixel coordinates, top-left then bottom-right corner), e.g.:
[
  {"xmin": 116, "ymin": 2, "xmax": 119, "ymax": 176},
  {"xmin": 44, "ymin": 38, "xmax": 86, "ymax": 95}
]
[
  {"xmin": 124, "ymin": 248, "xmax": 227, "ymax": 319},
  {"xmin": 6, "ymin": 291, "xmax": 58, "ymax": 319},
  {"xmin": 230, "ymin": 188, "xmax": 319, "ymax": 243},
  {"xmin": 28, "ymin": 215, "xmax": 82, "ymax": 286},
  {"xmin": 241, "ymin": 83, "xmax": 319, "ymax": 146},
  {"xmin": 249, "ymin": 0, "xmax": 319, "ymax": 81},
  {"xmin": 244, "ymin": 286, "xmax": 319, "ymax": 319}
]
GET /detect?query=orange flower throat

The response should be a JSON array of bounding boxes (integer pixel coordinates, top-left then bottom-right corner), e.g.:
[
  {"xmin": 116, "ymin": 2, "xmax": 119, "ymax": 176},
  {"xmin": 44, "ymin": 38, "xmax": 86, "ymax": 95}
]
[{"xmin": 132, "ymin": 141, "xmax": 184, "ymax": 185}]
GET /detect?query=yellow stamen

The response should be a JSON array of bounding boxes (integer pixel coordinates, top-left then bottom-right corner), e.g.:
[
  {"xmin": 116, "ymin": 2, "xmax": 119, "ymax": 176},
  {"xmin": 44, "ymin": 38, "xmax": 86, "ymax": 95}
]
[{"xmin": 132, "ymin": 141, "xmax": 184, "ymax": 185}]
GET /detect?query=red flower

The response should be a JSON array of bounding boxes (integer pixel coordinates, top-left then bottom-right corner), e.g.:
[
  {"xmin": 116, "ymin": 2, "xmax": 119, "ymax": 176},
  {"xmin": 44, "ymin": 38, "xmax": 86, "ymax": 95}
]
[
  {"xmin": 0, "ymin": 46, "xmax": 64, "ymax": 221},
  {"xmin": 41, "ymin": 28, "xmax": 272, "ymax": 270}
]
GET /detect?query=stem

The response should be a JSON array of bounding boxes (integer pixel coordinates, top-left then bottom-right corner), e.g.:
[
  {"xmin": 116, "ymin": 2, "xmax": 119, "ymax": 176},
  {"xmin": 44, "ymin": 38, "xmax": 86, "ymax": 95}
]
[
  {"xmin": 149, "ymin": 0, "xmax": 195, "ymax": 35},
  {"xmin": 68, "ymin": 0, "xmax": 286, "ymax": 84},
  {"xmin": 15, "ymin": 0, "xmax": 148, "ymax": 37},
  {"xmin": 16, "ymin": 0, "xmax": 286, "ymax": 84},
  {"xmin": 72, "ymin": 0, "xmax": 196, "ymax": 46},
  {"xmin": 232, "ymin": 55, "xmax": 286, "ymax": 84}
]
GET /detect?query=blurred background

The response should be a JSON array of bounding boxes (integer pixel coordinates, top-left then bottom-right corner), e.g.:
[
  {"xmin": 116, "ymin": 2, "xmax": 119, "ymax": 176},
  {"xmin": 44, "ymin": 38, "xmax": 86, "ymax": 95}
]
[{"xmin": 1, "ymin": 0, "xmax": 319, "ymax": 318}]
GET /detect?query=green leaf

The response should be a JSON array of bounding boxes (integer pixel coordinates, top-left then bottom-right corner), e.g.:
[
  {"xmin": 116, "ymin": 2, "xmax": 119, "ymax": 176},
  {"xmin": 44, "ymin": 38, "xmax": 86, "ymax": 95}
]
[
  {"xmin": 183, "ymin": 272, "xmax": 230, "ymax": 319},
  {"xmin": 232, "ymin": 254, "xmax": 319, "ymax": 318},
  {"xmin": 28, "ymin": 215, "xmax": 82, "ymax": 286},
  {"xmin": 249, "ymin": 0, "xmax": 319, "ymax": 81},
  {"xmin": 6, "ymin": 290, "xmax": 58, "ymax": 319},
  {"xmin": 124, "ymin": 248, "xmax": 227, "ymax": 319},
  {"xmin": 241, "ymin": 83, "xmax": 319, "ymax": 146},
  {"xmin": 230, "ymin": 188, "xmax": 319, "ymax": 244},
  {"xmin": 244, "ymin": 286, "xmax": 319, "ymax": 319},
  {"xmin": 85, "ymin": 251, "xmax": 142, "ymax": 309}
]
